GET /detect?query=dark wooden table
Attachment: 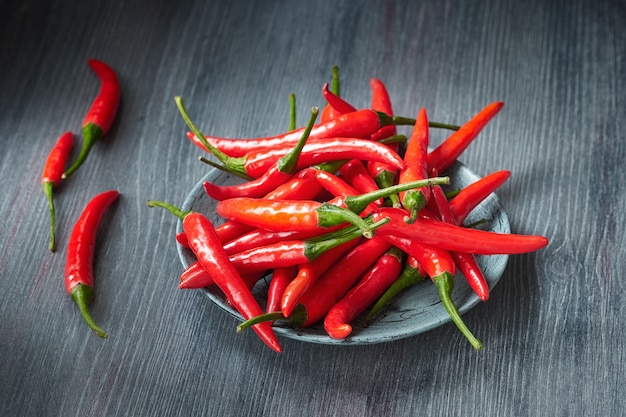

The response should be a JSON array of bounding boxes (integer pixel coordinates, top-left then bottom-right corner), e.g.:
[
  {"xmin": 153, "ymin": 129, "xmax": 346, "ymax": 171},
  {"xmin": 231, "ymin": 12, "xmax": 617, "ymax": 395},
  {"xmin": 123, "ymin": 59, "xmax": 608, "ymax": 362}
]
[{"xmin": 1, "ymin": 0, "xmax": 624, "ymax": 415}]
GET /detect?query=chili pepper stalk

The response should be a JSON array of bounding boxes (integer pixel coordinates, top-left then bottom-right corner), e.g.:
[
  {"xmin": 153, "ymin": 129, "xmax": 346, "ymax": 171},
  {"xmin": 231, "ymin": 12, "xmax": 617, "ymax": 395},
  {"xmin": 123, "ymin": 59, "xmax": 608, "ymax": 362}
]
[
  {"xmin": 63, "ymin": 60, "xmax": 120, "ymax": 178},
  {"xmin": 41, "ymin": 131, "xmax": 74, "ymax": 251}
]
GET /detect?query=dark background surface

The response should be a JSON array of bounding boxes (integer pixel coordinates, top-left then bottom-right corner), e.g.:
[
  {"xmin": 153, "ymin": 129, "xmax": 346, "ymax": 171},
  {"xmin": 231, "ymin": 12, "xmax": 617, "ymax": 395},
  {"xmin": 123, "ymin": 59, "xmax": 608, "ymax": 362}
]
[{"xmin": 1, "ymin": 0, "xmax": 624, "ymax": 416}]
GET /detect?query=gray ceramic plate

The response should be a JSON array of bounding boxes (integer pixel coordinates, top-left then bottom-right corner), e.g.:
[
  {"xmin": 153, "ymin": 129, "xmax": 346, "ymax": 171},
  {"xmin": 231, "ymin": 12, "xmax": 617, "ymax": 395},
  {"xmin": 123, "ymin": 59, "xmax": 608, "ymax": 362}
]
[{"xmin": 177, "ymin": 162, "xmax": 510, "ymax": 345}]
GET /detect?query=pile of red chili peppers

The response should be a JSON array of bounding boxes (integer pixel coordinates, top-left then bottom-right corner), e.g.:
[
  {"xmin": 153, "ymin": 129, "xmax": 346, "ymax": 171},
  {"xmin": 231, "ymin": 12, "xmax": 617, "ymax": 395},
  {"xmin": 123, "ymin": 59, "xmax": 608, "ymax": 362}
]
[{"xmin": 149, "ymin": 68, "xmax": 548, "ymax": 353}]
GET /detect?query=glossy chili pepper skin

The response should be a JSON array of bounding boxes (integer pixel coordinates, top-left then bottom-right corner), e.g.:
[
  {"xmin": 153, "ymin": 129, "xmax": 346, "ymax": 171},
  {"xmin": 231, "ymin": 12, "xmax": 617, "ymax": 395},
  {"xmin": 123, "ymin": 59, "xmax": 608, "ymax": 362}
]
[
  {"xmin": 178, "ymin": 261, "xmax": 264, "ymax": 291},
  {"xmin": 338, "ymin": 159, "xmax": 380, "ymax": 195},
  {"xmin": 63, "ymin": 60, "xmax": 120, "ymax": 178},
  {"xmin": 399, "ymin": 108, "xmax": 430, "ymax": 220},
  {"xmin": 183, "ymin": 212, "xmax": 282, "ymax": 352},
  {"xmin": 266, "ymin": 266, "xmax": 298, "ymax": 313},
  {"xmin": 324, "ymin": 247, "xmax": 403, "ymax": 339},
  {"xmin": 321, "ymin": 82, "xmax": 357, "ymax": 115},
  {"xmin": 41, "ymin": 131, "xmax": 74, "ymax": 251},
  {"xmin": 370, "ymin": 207, "xmax": 549, "ymax": 255},
  {"xmin": 448, "ymin": 170, "xmax": 511, "ymax": 223},
  {"xmin": 427, "ymin": 101, "xmax": 504, "ymax": 173},
  {"xmin": 65, "ymin": 189, "xmax": 119, "ymax": 338}
]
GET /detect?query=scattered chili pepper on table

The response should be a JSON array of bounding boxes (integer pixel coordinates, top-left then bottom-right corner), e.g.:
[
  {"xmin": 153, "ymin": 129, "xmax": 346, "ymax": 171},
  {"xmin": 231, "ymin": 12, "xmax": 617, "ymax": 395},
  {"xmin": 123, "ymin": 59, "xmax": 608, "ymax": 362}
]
[
  {"xmin": 64, "ymin": 189, "xmax": 119, "ymax": 338},
  {"xmin": 63, "ymin": 59, "xmax": 120, "ymax": 179},
  {"xmin": 41, "ymin": 131, "xmax": 74, "ymax": 251}
]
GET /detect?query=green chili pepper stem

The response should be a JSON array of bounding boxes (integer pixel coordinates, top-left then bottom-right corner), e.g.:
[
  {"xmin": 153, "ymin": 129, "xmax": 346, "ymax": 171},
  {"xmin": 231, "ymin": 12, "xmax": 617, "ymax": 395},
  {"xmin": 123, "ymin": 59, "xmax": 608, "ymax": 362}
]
[
  {"xmin": 330, "ymin": 65, "xmax": 340, "ymax": 96},
  {"xmin": 403, "ymin": 190, "xmax": 428, "ymax": 223},
  {"xmin": 316, "ymin": 203, "xmax": 377, "ymax": 239},
  {"xmin": 198, "ymin": 157, "xmax": 252, "ymax": 180},
  {"xmin": 71, "ymin": 283, "xmax": 108, "ymax": 338},
  {"xmin": 345, "ymin": 176, "xmax": 450, "ymax": 214},
  {"xmin": 373, "ymin": 170, "xmax": 401, "ymax": 208},
  {"xmin": 304, "ymin": 217, "xmax": 389, "ymax": 261},
  {"xmin": 288, "ymin": 93, "xmax": 297, "ymax": 131},
  {"xmin": 432, "ymin": 272, "xmax": 483, "ymax": 350},
  {"xmin": 62, "ymin": 123, "xmax": 102, "ymax": 179},
  {"xmin": 365, "ymin": 262, "xmax": 424, "ymax": 323},
  {"xmin": 237, "ymin": 304, "xmax": 308, "ymax": 332},
  {"xmin": 376, "ymin": 112, "xmax": 460, "ymax": 131},
  {"xmin": 277, "ymin": 107, "xmax": 318, "ymax": 174},
  {"xmin": 42, "ymin": 181, "xmax": 56, "ymax": 251},
  {"xmin": 378, "ymin": 134, "xmax": 408, "ymax": 146},
  {"xmin": 147, "ymin": 200, "xmax": 190, "ymax": 220},
  {"xmin": 174, "ymin": 96, "xmax": 247, "ymax": 176}
]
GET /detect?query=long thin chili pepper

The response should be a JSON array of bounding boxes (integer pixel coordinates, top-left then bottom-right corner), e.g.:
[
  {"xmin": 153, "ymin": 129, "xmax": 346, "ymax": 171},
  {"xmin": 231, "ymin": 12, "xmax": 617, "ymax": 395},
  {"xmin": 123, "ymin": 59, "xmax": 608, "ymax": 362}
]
[
  {"xmin": 236, "ymin": 236, "xmax": 391, "ymax": 330},
  {"xmin": 266, "ymin": 266, "xmax": 298, "ymax": 313},
  {"xmin": 202, "ymin": 107, "xmax": 319, "ymax": 200},
  {"xmin": 187, "ymin": 108, "xmax": 459, "ymax": 158},
  {"xmin": 63, "ymin": 60, "xmax": 120, "ymax": 178},
  {"xmin": 223, "ymin": 228, "xmax": 322, "ymax": 256},
  {"xmin": 367, "ymin": 78, "xmax": 402, "ymax": 208},
  {"xmin": 431, "ymin": 183, "xmax": 491, "ymax": 301},
  {"xmin": 427, "ymin": 101, "xmax": 504, "ymax": 173},
  {"xmin": 324, "ymin": 247, "xmax": 404, "ymax": 339},
  {"xmin": 178, "ymin": 261, "xmax": 264, "ymax": 291},
  {"xmin": 147, "ymin": 200, "xmax": 282, "ymax": 353},
  {"xmin": 321, "ymin": 82, "xmax": 357, "ymax": 114},
  {"xmin": 398, "ymin": 108, "xmax": 430, "ymax": 221},
  {"xmin": 227, "ymin": 219, "xmax": 389, "ymax": 275},
  {"xmin": 280, "ymin": 237, "xmax": 361, "ymax": 317},
  {"xmin": 365, "ymin": 255, "xmax": 425, "ymax": 323},
  {"xmin": 41, "ymin": 131, "xmax": 74, "ymax": 251},
  {"xmin": 338, "ymin": 159, "xmax": 380, "ymax": 195},
  {"xmin": 381, "ymin": 233, "xmax": 483, "ymax": 350},
  {"xmin": 370, "ymin": 207, "xmax": 549, "ymax": 255},
  {"xmin": 64, "ymin": 189, "xmax": 119, "ymax": 338},
  {"xmin": 320, "ymin": 66, "xmax": 345, "ymax": 122},
  {"xmin": 448, "ymin": 170, "xmax": 511, "ymax": 223}
]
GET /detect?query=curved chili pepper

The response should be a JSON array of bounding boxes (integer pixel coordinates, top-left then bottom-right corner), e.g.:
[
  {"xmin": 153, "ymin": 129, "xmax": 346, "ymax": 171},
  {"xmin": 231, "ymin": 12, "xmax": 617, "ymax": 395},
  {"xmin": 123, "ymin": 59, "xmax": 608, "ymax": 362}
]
[
  {"xmin": 63, "ymin": 60, "xmax": 120, "ymax": 178},
  {"xmin": 381, "ymin": 233, "xmax": 483, "ymax": 350},
  {"xmin": 370, "ymin": 206, "xmax": 549, "ymax": 255},
  {"xmin": 64, "ymin": 189, "xmax": 119, "ymax": 338},
  {"xmin": 431, "ymin": 183, "xmax": 490, "ymax": 301},
  {"xmin": 236, "ymin": 236, "xmax": 391, "ymax": 330},
  {"xmin": 41, "ymin": 131, "xmax": 74, "ymax": 251},
  {"xmin": 365, "ymin": 255, "xmax": 425, "ymax": 323},
  {"xmin": 448, "ymin": 170, "xmax": 511, "ymax": 223},
  {"xmin": 399, "ymin": 108, "xmax": 430, "ymax": 221},
  {"xmin": 227, "ymin": 219, "xmax": 388, "ymax": 275},
  {"xmin": 324, "ymin": 247, "xmax": 404, "ymax": 339},
  {"xmin": 320, "ymin": 66, "xmax": 344, "ymax": 122},
  {"xmin": 187, "ymin": 108, "xmax": 459, "ymax": 158},
  {"xmin": 280, "ymin": 237, "xmax": 361, "ymax": 317},
  {"xmin": 297, "ymin": 167, "xmax": 360, "ymax": 198},
  {"xmin": 202, "ymin": 107, "xmax": 319, "ymax": 200},
  {"xmin": 266, "ymin": 266, "xmax": 298, "ymax": 313},
  {"xmin": 321, "ymin": 82, "xmax": 357, "ymax": 115},
  {"xmin": 427, "ymin": 101, "xmax": 504, "ymax": 173},
  {"xmin": 222, "ymin": 228, "xmax": 321, "ymax": 256},
  {"xmin": 147, "ymin": 200, "xmax": 282, "ymax": 353}
]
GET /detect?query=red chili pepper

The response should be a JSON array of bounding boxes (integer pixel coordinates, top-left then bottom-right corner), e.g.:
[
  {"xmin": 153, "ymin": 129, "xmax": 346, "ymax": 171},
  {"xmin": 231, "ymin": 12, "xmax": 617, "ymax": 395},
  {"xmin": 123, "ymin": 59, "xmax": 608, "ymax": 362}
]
[
  {"xmin": 321, "ymin": 82, "xmax": 357, "ymax": 115},
  {"xmin": 324, "ymin": 247, "xmax": 404, "ymax": 339},
  {"xmin": 370, "ymin": 206, "xmax": 549, "ymax": 255},
  {"xmin": 427, "ymin": 101, "xmax": 504, "ymax": 173},
  {"xmin": 147, "ymin": 200, "xmax": 282, "ymax": 352},
  {"xmin": 227, "ymin": 219, "xmax": 388, "ymax": 275},
  {"xmin": 64, "ymin": 189, "xmax": 119, "ymax": 338},
  {"xmin": 223, "ymin": 227, "xmax": 322, "ymax": 256},
  {"xmin": 236, "ymin": 236, "xmax": 391, "ymax": 330},
  {"xmin": 280, "ymin": 237, "xmax": 361, "ymax": 317},
  {"xmin": 381, "ymin": 232, "xmax": 483, "ymax": 350},
  {"xmin": 297, "ymin": 167, "xmax": 360, "ymax": 198},
  {"xmin": 201, "ymin": 107, "xmax": 319, "ymax": 200},
  {"xmin": 41, "ymin": 131, "xmax": 74, "ymax": 251},
  {"xmin": 398, "ymin": 108, "xmax": 430, "ymax": 221},
  {"xmin": 365, "ymin": 255, "xmax": 425, "ymax": 323},
  {"xmin": 448, "ymin": 170, "xmax": 511, "ymax": 223},
  {"xmin": 63, "ymin": 60, "xmax": 120, "ymax": 178},
  {"xmin": 266, "ymin": 266, "xmax": 298, "ymax": 313},
  {"xmin": 431, "ymin": 183, "xmax": 490, "ymax": 301},
  {"xmin": 366, "ymin": 78, "xmax": 402, "ymax": 207},
  {"xmin": 320, "ymin": 66, "xmax": 348, "ymax": 122}
]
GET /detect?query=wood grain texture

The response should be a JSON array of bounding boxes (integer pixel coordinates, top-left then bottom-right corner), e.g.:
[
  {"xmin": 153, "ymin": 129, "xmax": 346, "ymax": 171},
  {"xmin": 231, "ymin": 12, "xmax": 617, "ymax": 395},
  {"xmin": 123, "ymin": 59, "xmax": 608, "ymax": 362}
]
[{"xmin": 0, "ymin": 0, "xmax": 624, "ymax": 415}]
